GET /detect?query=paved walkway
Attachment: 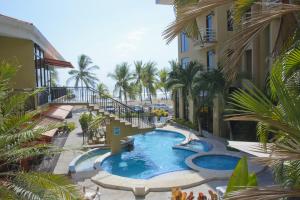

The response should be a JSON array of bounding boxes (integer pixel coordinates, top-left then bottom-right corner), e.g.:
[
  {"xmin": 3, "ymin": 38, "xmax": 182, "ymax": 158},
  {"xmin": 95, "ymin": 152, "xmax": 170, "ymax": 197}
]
[{"xmin": 53, "ymin": 107, "xmax": 87, "ymax": 174}]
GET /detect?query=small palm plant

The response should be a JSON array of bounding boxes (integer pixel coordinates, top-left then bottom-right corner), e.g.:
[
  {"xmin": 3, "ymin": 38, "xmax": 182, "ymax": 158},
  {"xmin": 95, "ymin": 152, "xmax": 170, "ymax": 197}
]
[{"xmin": 0, "ymin": 63, "xmax": 80, "ymax": 199}]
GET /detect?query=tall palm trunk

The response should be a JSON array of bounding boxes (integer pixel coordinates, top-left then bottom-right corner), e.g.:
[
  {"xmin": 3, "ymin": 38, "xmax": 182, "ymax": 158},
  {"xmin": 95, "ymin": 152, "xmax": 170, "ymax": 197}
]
[{"xmin": 139, "ymin": 85, "xmax": 143, "ymax": 102}]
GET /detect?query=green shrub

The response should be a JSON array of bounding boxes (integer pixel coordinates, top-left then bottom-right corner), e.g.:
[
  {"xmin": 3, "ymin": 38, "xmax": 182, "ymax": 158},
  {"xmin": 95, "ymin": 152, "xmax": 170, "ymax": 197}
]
[
  {"xmin": 79, "ymin": 113, "xmax": 92, "ymax": 133},
  {"xmin": 66, "ymin": 122, "xmax": 76, "ymax": 132}
]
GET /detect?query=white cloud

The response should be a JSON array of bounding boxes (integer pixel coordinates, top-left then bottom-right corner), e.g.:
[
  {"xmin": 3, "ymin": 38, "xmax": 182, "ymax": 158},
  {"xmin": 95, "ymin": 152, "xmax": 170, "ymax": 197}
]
[{"xmin": 114, "ymin": 28, "xmax": 149, "ymax": 58}]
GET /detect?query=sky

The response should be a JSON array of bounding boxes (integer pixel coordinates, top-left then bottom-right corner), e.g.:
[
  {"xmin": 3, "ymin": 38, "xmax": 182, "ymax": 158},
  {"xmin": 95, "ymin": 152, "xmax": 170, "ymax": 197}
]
[{"xmin": 0, "ymin": 0, "xmax": 178, "ymax": 92}]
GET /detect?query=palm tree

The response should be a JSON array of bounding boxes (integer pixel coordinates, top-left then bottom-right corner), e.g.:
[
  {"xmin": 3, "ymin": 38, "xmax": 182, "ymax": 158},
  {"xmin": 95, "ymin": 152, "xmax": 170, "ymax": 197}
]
[
  {"xmin": 142, "ymin": 61, "xmax": 158, "ymax": 104},
  {"xmin": 67, "ymin": 54, "xmax": 99, "ymax": 88},
  {"xmin": 225, "ymin": 48, "xmax": 300, "ymax": 199},
  {"xmin": 192, "ymin": 68, "xmax": 226, "ymax": 134},
  {"xmin": 167, "ymin": 61, "xmax": 203, "ymax": 120},
  {"xmin": 97, "ymin": 82, "xmax": 110, "ymax": 98},
  {"xmin": 108, "ymin": 62, "xmax": 133, "ymax": 104},
  {"xmin": 0, "ymin": 63, "xmax": 79, "ymax": 199},
  {"xmin": 156, "ymin": 68, "xmax": 169, "ymax": 100},
  {"xmin": 133, "ymin": 61, "xmax": 145, "ymax": 102}
]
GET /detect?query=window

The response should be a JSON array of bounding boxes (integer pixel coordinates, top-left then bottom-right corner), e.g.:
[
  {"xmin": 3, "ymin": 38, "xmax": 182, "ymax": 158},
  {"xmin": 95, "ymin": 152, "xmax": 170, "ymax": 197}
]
[
  {"xmin": 227, "ymin": 10, "xmax": 233, "ymax": 31},
  {"xmin": 34, "ymin": 44, "xmax": 50, "ymax": 87},
  {"xmin": 181, "ymin": 57, "xmax": 190, "ymax": 68},
  {"xmin": 206, "ymin": 14, "xmax": 213, "ymax": 41},
  {"xmin": 207, "ymin": 50, "xmax": 215, "ymax": 71},
  {"xmin": 180, "ymin": 32, "xmax": 189, "ymax": 52}
]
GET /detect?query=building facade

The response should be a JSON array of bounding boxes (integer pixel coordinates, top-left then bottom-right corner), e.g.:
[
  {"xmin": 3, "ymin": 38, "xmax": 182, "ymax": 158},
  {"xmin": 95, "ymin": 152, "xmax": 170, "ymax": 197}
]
[
  {"xmin": 157, "ymin": 1, "xmax": 281, "ymax": 138},
  {"xmin": 0, "ymin": 14, "xmax": 73, "ymax": 109}
]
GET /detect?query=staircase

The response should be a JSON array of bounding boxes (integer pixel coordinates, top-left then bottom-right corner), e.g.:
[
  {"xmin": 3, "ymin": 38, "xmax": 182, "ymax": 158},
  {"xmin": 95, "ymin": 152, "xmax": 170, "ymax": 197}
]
[
  {"xmin": 50, "ymin": 87, "xmax": 154, "ymax": 129},
  {"xmin": 49, "ymin": 87, "xmax": 155, "ymax": 153}
]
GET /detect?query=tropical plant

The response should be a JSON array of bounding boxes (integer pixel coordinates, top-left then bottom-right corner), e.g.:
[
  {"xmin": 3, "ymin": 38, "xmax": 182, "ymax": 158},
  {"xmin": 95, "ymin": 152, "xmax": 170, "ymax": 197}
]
[
  {"xmin": 79, "ymin": 113, "xmax": 92, "ymax": 134},
  {"xmin": 167, "ymin": 61, "xmax": 203, "ymax": 120},
  {"xmin": 225, "ymin": 157, "xmax": 257, "ymax": 195},
  {"xmin": 225, "ymin": 47, "xmax": 300, "ymax": 199},
  {"xmin": 142, "ymin": 61, "xmax": 158, "ymax": 104},
  {"xmin": 67, "ymin": 54, "xmax": 99, "ymax": 88},
  {"xmin": 0, "ymin": 63, "xmax": 80, "ymax": 199},
  {"xmin": 108, "ymin": 62, "xmax": 133, "ymax": 103},
  {"xmin": 192, "ymin": 69, "xmax": 226, "ymax": 132},
  {"xmin": 97, "ymin": 82, "xmax": 110, "ymax": 98},
  {"xmin": 133, "ymin": 61, "xmax": 145, "ymax": 102},
  {"xmin": 156, "ymin": 68, "xmax": 169, "ymax": 100}
]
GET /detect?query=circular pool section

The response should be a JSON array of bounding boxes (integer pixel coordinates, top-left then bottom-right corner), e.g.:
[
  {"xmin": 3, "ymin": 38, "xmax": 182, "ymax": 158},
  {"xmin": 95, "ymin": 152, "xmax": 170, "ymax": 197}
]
[
  {"xmin": 71, "ymin": 149, "xmax": 109, "ymax": 172},
  {"xmin": 183, "ymin": 140, "xmax": 213, "ymax": 152},
  {"xmin": 193, "ymin": 155, "xmax": 240, "ymax": 170},
  {"xmin": 99, "ymin": 130, "xmax": 195, "ymax": 179}
]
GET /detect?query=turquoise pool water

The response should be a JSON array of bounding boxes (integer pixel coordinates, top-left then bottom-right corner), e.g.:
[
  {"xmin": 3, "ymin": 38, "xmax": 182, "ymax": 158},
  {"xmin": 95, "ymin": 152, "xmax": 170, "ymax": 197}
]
[
  {"xmin": 75, "ymin": 149, "xmax": 109, "ymax": 172},
  {"xmin": 183, "ymin": 140, "xmax": 213, "ymax": 152},
  {"xmin": 193, "ymin": 155, "xmax": 240, "ymax": 170},
  {"xmin": 99, "ymin": 130, "xmax": 196, "ymax": 179}
]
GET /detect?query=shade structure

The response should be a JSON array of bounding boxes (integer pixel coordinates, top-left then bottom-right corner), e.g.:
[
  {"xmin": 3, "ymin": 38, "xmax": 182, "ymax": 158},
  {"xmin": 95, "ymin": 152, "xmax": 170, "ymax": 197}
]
[{"xmin": 44, "ymin": 58, "xmax": 73, "ymax": 68}]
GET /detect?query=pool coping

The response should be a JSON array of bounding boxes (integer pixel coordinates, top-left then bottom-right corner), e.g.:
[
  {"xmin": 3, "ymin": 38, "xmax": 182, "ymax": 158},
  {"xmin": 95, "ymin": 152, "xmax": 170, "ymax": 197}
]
[
  {"xmin": 69, "ymin": 137, "xmax": 134, "ymax": 173},
  {"xmin": 90, "ymin": 126, "xmax": 267, "ymax": 196}
]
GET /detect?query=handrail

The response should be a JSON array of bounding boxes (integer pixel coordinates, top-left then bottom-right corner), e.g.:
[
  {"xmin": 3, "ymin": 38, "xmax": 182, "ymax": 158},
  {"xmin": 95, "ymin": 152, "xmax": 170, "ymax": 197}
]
[
  {"xmin": 49, "ymin": 86, "xmax": 155, "ymax": 129},
  {"xmin": 87, "ymin": 87, "xmax": 135, "ymax": 111}
]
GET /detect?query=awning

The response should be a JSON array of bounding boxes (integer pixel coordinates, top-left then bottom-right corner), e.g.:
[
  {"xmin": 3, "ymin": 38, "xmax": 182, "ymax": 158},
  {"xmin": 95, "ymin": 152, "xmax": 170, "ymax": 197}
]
[{"xmin": 44, "ymin": 58, "xmax": 73, "ymax": 68}]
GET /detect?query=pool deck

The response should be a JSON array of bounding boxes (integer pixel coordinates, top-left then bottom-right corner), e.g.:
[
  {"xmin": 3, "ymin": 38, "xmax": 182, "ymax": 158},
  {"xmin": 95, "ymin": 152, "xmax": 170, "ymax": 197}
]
[{"xmin": 91, "ymin": 125, "xmax": 266, "ymax": 196}]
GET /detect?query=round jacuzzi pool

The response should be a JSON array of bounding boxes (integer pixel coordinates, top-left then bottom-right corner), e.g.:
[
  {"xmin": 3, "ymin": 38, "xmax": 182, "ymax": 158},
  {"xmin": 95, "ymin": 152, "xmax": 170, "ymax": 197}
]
[{"xmin": 193, "ymin": 155, "xmax": 240, "ymax": 170}]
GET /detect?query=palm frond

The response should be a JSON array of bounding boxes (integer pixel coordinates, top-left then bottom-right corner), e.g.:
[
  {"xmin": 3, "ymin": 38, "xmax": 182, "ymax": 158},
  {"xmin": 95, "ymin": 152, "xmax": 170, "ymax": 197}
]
[{"xmin": 225, "ymin": 185, "xmax": 300, "ymax": 200}]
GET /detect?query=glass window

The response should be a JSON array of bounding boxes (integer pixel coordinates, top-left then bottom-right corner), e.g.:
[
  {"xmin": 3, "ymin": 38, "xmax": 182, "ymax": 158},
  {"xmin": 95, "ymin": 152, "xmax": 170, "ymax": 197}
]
[
  {"xmin": 181, "ymin": 57, "xmax": 190, "ymax": 68},
  {"xmin": 206, "ymin": 14, "xmax": 214, "ymax": 41},
  {"xmin": 180, "ymin": 32, "xmax": 189, "ymax": 53},
  {"xmin": 34, "ymin": 44, "xmax": 49, "ymax": 87},
  {"xmin": 227, "ymin": 10, "xmax": 233, "ymax": 31},
  {"xmin": 207, "ymin": 50, "xmax": 215, "ymax": 71}
]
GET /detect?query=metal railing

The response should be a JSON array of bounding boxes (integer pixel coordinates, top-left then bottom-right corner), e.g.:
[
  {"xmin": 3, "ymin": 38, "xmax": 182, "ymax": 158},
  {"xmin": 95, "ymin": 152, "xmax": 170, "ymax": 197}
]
[
  {"xmin": 193, "ymin": 28, "xmax": 216, "ymax": 48},
  {"xmin": 50, "ymin": 87, "xmax": 155, "ymax": 129}
]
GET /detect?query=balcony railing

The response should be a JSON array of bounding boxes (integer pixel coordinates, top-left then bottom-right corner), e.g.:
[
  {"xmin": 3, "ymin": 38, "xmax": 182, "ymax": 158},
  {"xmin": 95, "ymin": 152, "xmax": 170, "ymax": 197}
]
[{"xmin": 193, "ymin": 28, "xmax": 216, "ymax": 48}]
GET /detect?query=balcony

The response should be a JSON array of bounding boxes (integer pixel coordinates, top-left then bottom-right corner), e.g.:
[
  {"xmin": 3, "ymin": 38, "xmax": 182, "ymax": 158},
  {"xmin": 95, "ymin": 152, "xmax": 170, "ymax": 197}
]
[{"xmin": 192, "ymin": 29, "xmax": 217, "ymax": 50}]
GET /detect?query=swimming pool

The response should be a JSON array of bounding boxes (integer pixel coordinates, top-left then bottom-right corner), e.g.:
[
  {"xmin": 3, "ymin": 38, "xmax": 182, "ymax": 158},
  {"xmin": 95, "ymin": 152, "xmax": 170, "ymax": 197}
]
[
  {"xmin": 183, "ymin": 140, "xmax": 213, "ymax": 152},
  {"xmin": 99, "ymin": 130, "xmax": 196, "ymax": 179},
  {"xmin": 193, "ymin": 155, "xmax": 240, "ymax": 170}
]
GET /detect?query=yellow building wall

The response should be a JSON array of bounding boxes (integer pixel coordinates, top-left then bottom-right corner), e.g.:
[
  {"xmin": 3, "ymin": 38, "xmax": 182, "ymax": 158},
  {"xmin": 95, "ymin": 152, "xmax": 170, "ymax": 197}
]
[{"xmin": 0, "ymin": 36, "xmax": 35, "ymax": 89}]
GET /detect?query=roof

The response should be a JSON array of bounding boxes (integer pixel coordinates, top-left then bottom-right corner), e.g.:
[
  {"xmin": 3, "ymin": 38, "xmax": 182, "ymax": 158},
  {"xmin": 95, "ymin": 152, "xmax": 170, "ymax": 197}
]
[{"xmin": 0, "ymin": 14, "xmax": 66, "ymax": 61}]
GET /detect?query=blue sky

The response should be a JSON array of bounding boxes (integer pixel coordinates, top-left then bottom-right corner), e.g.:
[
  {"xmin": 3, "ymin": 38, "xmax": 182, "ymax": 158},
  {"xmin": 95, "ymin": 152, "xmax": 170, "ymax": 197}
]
[{"xmin": 0, "ymin": 0, "xmax": 177, "ymax": 92}]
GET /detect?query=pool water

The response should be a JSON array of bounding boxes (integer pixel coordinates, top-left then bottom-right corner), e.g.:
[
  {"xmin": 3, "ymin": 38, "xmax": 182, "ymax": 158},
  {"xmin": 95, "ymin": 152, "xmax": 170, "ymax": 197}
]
[
  {"xmin": 99, "ymin": 130, "xmax": 196, "ymax": 179},
  {"xmin": 184, "ymin": 140, "xmax": 212, "ymax": 152},
  {"xmin": 193, "ymin": 155, "xmax": 240, "ymax": 170},
  {"xmin": 75, "ymin": 149, "xmax": 109, "ymax": 172}
]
